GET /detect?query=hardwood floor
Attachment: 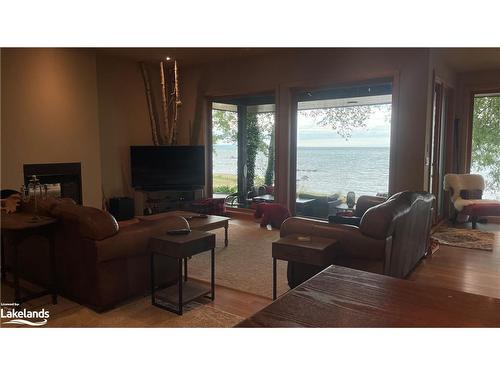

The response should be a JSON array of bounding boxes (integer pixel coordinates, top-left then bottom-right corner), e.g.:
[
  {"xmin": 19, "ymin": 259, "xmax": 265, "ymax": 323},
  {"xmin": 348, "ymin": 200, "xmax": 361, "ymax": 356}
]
[
  {"xmin": 408, "ymin": 222, "xmax": 500, "ymax": 299},
  {"xmin": 197, "ymin": 280, "xmax": 271, "ymax": 317}
]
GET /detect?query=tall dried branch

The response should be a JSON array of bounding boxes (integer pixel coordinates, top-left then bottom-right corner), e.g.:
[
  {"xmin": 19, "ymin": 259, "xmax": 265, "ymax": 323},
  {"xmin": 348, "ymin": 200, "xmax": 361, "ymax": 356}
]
[
  {"xmin": 171, "ymin": 60, "xmax": 182, "ymax": 144},
  {"xmin": 160, "ymin": 61, "xmax": 170, "ymax": 145},
  {"xmin": 140, "ymin": 62, "xmax": 160, "ymax": 145}
]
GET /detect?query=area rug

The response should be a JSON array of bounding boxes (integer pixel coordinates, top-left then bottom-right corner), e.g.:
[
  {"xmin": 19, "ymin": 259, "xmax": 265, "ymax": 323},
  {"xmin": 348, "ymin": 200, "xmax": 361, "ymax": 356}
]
[
  {"xmin": 431, "ymin": 226, "xmax": 496, "ymax": 251},
  {"xmin": 187, "ymin": 217, "xmax": 289, "ymax": 299}
]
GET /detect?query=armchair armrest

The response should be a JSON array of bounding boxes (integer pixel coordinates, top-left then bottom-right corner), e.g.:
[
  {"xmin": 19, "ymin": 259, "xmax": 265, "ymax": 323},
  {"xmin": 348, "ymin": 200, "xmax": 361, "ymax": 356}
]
[
  {"xmin": 280, "ymin": 217, "xmax": 386, "ymax": 260},
  {"xmin": 280, "ymin": 217, "xmax": 331, "ymax": 237}
]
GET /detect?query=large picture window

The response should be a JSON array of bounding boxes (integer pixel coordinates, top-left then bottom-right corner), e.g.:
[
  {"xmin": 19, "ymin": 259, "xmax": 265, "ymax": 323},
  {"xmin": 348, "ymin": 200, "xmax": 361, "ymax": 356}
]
[
  {"xmin": 471, "ymin": 93, "xmax": 500, "ymax": 199},
  {"xmin": 294, "ymin": 82, "xmax": 393, "ymax": 219}
]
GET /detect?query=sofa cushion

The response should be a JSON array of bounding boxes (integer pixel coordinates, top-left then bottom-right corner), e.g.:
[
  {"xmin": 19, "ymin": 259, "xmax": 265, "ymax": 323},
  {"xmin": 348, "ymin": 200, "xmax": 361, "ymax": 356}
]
[
  {"xmin": 360, "ymin": 203, "xmax": 396, "ymax": 240},
  {"xmin": 354, "ymin": 195, "xmax": 386, "ymax": 217},
  {"xmin": 52, "ymin": 204, "xmax": 119, "ymax": 241},
  {"xmin": 117, "ymin": 217, "xmax": 140, "ymax": 228},
  {"xmin": 359, "ymin": 192, "xmax": 408, "ymax": 240},
  {"xmin": 95, "ymin": 215, "xmax": 190, "ymax": 262}
]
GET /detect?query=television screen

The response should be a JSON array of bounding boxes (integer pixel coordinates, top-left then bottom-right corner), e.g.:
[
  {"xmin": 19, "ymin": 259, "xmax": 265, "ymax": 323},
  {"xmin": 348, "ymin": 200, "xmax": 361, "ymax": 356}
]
[{"xmin": 131, "ymin": 146, "xmax": 205, "ymax": 189}]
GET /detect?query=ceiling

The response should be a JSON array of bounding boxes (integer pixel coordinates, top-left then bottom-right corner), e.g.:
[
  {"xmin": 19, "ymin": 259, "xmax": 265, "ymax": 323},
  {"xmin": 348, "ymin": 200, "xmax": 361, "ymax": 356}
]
[
  {"xmin": 97, "ymin": 48, "xmax": 500, "ymax": 72},
  {"xmin": 96, "ymin": 48, "xmax": 278, "ymax": 66},
  {"xmin": 433, "ymin": 48, "xmax": 500, "ymax": 72}
]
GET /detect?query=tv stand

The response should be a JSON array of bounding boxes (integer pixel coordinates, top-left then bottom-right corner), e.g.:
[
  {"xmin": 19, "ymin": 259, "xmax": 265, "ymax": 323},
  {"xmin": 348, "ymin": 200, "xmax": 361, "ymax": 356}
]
[{"xmin": 134, "ymin": 188, "xmax": 204, "ymax": 216}]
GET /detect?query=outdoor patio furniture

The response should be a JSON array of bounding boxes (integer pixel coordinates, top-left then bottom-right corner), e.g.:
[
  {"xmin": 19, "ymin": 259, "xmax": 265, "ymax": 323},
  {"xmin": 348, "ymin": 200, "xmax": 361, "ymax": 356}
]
[
  {"xmin": 190, "ymin": 198, "xmax": 227, "ymax": 216},
  {"xmin": 329, "ymin": 195, "xmax": 386, "ymax": 226},
  {"xmin": 254, "ymin": 203, "xmax": 291, "ymax": 229}
]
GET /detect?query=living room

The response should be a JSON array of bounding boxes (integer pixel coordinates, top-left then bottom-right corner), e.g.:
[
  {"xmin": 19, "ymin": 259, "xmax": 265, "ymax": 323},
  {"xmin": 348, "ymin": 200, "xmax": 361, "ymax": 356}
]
[
  {"xmin": 1, "ymin": 2, "xmax": 500, "ymax": 374},
  {"xmin": 3, "ymin": 45, "xmax": 499, "ymax": 321}
]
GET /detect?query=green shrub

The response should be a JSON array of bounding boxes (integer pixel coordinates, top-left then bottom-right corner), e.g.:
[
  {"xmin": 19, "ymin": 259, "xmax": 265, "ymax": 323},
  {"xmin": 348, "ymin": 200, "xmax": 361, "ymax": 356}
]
[{"xmin": 214, "ymin": 185, "xmax": 237, "ymax": 194}]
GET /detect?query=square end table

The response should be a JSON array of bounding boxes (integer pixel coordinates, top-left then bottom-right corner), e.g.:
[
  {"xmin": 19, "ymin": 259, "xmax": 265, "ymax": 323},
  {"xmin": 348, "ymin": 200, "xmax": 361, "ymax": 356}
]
[
  {"xmin": 272, "ymin": 234, "xmax": 339, "ymax": 300},
  {"xmin": 148, "ymin": 230, "xmax": 216, "ymax": 315}
]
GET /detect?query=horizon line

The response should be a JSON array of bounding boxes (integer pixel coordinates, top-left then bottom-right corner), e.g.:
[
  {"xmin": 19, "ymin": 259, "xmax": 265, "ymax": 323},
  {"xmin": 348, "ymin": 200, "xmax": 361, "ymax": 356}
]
[{"xmin": 214, "ymin": 144, "xmax": 390, "ymax": 148}]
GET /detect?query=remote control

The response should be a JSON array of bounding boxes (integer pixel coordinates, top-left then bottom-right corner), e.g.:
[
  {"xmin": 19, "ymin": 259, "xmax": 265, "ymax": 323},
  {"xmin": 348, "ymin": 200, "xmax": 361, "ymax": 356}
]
[{"xmin": 167, "ymin": 229, "xmax": 192, "ymax": 235}]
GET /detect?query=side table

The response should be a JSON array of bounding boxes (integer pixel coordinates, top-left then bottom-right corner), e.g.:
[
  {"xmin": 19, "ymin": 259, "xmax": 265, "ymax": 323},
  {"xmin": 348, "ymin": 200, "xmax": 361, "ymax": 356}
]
[
  {"xmin": 1, "ymin": 212, "xmax": 58, "ymax": 309},
  {"xmin": 148, "ymin": 230, "xmax": 216, "ymax": 315},
  {"xmin": 272, "ymin": 235, "xmax": 339, "ymax": 300}
]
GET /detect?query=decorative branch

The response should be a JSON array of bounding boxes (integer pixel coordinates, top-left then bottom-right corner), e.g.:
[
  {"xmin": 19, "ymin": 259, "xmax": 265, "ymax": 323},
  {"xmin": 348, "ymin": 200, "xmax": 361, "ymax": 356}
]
[
  {"xmin": 174, "ymin": 60, "xmax": 182, "ymax": 120},
  {"xmin": 171, "ymin": 60, "xmax": 182, "ymax": 144},
  {"xmin": 160, "ymin": 61, "xmax": 170, "ymax": 144},
  {"xmin": 140, "ymin": 62, "xmax": 160, "ymax": 145},
  {"xmin": 140, "ymin": 60, "xmax": 182, "ymax": 146}
]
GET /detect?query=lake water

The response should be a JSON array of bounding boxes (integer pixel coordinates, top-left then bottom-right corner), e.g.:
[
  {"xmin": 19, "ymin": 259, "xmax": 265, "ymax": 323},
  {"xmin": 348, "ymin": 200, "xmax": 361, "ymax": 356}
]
[{"xmin": 213, "ymin": 144, "xmax": 390, "ymax": 197}]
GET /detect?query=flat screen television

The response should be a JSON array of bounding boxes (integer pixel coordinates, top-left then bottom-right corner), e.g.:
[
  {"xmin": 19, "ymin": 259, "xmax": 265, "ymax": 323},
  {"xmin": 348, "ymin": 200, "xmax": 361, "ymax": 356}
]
[{"xmin": 130, "ymin": 146, "xmax": 205, "ymax": 190}]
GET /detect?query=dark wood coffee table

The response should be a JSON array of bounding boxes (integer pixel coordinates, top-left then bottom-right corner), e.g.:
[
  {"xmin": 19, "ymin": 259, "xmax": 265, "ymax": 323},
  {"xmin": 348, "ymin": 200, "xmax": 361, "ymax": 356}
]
[
  {"xmin": 148, "ymin": 230, "xmax": 216, "ymax": 315},
  {"xmin": 139, "ymin": 210, "xmax": 229, "ymax": 247},
  {"xmin": 237, "ymin": 265, "xmax": 500, "ymax": 327}
]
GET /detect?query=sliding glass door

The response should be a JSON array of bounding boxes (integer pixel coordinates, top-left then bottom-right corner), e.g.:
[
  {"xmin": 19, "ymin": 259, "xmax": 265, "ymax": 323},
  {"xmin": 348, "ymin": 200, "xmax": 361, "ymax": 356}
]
[
  {"xmin": 294, "ymin": 82, "xmax": 393, "ymax": 219},
  {"xmin": 210, "ymin": 95, "xmax": 275, "ymax": 208},
  {"xmin": 211, "ymin": 104, "xmax": 238, "ymax": 197}
]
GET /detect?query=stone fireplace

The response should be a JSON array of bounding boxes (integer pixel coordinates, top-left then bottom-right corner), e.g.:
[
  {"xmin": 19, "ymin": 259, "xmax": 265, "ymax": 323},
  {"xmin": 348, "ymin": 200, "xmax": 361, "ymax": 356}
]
[{"xmin": 23, "ymin": 163, "xmax": 82, "ymax": 204}]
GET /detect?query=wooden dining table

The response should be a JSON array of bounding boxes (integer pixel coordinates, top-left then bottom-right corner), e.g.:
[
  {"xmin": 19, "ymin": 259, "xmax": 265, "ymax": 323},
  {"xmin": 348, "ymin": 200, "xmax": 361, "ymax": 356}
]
[{"xmin": 237, "ymin": 265, "xmax": 500, "ymax": 327}]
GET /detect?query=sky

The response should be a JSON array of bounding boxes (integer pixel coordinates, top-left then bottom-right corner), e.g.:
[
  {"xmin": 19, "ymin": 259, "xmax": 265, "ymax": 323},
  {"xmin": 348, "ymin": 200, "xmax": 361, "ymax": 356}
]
[{"xmin": 297, "ymin": 104, "xmax": 392, "ymax": 147}]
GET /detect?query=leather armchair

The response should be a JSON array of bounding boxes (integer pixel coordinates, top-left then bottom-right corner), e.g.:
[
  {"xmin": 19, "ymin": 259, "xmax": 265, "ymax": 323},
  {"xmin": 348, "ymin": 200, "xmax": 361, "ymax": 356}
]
[{"xmin": 282, "ymin": 191, "xmax": 434, "ymax": 288}]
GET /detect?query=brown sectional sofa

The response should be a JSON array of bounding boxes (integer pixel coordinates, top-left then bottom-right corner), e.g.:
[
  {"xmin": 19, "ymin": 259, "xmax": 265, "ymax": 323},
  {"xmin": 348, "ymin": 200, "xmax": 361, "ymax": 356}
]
[{"xmin": 4, "ymin": 198, "xmax": 189, "ymax": 311}]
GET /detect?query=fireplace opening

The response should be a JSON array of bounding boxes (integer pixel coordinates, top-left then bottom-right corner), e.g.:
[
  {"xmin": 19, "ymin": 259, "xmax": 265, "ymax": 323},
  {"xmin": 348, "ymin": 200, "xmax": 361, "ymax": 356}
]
[{"xmin": 23, "ymin": 163, "xmax": 82, "ymax": 204}]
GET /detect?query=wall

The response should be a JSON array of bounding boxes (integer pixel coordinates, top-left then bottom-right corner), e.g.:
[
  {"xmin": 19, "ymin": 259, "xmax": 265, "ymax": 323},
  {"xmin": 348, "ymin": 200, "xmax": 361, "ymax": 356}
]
[
  {"xmin": 423, "ymin": 51, "xmax": 459, "ymax": 189},
  {"xmin": 96, "ymin": 54, "xmax": 151, "ymax": 199},
  {"xmin": 1, "ymin": 48, "xmax": 103, "ymax": 208},
  {"xmin": 177, "ymin": 48, "xmax": 432, "ymax": 205}
]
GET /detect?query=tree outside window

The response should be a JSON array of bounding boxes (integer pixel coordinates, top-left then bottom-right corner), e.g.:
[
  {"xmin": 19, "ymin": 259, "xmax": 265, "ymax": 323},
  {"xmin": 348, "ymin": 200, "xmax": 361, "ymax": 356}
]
[{"xmin": 471, "ymin": 95, "xmax": 500, "ymax": 198}]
